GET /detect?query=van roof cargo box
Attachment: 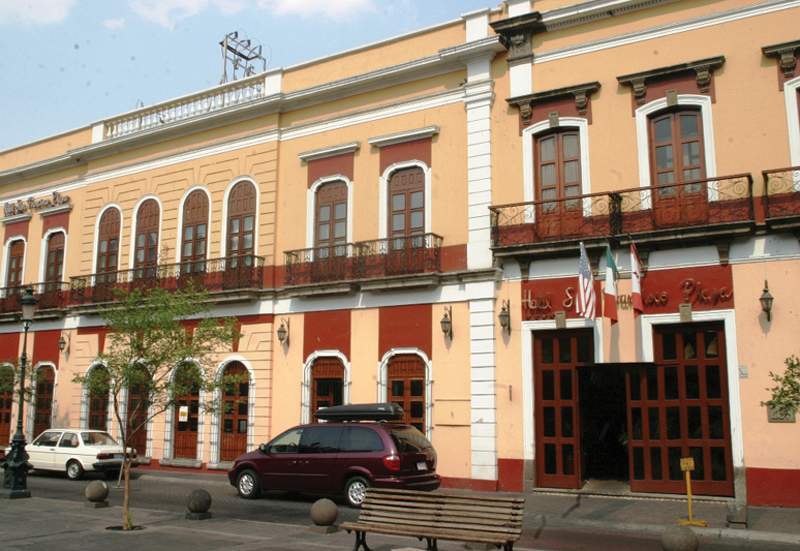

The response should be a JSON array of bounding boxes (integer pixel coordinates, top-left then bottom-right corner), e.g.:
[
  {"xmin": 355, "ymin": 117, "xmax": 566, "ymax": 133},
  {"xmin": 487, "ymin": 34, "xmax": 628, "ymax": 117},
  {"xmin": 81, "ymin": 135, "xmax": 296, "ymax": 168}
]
[{"xmin": 315, "ymin": 403, "xmax": 404, "ymax": 422}]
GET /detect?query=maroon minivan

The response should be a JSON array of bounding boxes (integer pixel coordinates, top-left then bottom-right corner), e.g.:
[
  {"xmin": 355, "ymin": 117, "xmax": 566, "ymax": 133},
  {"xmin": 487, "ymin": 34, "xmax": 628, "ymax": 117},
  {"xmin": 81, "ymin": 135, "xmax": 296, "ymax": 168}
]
[{"xmin": 228, "ymin": 404, "xmax": 440, "ymax": 506}]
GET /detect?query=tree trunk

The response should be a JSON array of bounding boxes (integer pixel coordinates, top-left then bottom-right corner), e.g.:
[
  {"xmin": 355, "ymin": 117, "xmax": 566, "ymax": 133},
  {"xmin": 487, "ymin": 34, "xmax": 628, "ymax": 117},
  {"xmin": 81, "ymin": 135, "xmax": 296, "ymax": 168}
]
[{"xmin": 122, "ymin": 457, "xmax": 133, "ymax": 530}]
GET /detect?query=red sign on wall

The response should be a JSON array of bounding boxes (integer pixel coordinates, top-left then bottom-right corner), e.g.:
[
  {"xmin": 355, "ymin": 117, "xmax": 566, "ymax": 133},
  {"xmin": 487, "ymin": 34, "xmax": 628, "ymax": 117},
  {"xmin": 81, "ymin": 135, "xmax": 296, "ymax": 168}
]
[
  {"xmin": 520, "ymin": 277, "xmax": 601, "ymax": 320},
  {"xmin": 641, "ymin": 265, "xmax": 734, "ymax": 314}
]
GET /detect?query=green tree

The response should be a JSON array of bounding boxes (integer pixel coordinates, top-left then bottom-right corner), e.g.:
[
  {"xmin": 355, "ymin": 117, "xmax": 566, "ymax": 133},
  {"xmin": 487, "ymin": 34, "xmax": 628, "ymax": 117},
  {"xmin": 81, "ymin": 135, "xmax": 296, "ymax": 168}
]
[
  {"xmin": 763, "ymin": 355, "xmax": 800, "ymax": 420},
  {"xmin": 74, "ymin": 286, "xmax": 237, "ymax": 530}
]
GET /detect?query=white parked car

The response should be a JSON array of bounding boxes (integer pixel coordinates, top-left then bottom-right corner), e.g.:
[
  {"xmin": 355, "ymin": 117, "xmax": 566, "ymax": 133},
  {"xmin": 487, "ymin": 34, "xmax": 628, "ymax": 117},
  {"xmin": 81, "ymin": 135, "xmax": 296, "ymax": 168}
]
[{"xmin": 5, "ymin": 429, "xmax": 135, "ymax": 480}]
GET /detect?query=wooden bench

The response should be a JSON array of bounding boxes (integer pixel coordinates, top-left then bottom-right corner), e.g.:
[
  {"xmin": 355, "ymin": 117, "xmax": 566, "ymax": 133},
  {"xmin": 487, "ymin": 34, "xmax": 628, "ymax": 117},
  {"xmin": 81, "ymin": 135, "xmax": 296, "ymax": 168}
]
[{"xmin": 340, "ymin": 487, "xmax": 524, "ymax": 550}]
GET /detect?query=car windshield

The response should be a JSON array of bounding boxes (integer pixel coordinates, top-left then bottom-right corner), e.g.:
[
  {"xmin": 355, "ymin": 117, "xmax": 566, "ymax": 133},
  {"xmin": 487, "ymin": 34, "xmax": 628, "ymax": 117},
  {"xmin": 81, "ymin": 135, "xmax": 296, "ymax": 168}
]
[
  {"xmin": 390, "ymin": 426, "xmax": 432, "ymax": 453},
  {"xmin": 81, "ymin": 432, "xmax": 118, "ymax": 446}
]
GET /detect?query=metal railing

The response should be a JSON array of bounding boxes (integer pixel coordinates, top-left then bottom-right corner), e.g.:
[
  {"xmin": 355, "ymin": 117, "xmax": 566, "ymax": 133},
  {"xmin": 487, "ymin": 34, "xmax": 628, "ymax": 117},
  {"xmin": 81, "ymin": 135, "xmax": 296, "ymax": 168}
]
[
  {"xmin": 762, "ymin": 166, "xmax": 800, "ymax": 220},
  {"xmin": 490, "ymin": 174, "xmax": 754, "ymax": 248},
  {"xmin": 0, "ymin": 282, "xmax": 69, "ymax": 314},
  {"xmin": 284, "ymin": 234, "xmax": 443, "ymax": 285},
  {"xmin": 69, "ymin": 255, "xmax": 265, "ymax": 305},
  {"xmin": 103, "ymin": 73, "xmax": 268, "ymax": 140}
]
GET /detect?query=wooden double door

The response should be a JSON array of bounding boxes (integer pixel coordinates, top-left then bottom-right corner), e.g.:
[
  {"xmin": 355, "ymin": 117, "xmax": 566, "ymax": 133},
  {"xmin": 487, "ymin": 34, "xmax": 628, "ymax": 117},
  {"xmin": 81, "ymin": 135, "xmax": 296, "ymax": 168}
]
[{"xmin": 533, "ymin": 324, "xmax": 734, "ymax": 496}]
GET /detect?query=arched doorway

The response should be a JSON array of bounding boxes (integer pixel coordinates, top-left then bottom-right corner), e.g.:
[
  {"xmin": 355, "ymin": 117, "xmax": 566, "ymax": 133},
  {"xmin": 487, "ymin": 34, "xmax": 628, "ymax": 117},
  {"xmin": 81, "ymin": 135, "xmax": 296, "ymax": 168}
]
[
  {"xmin": 126, "ymin": 365, "xmax": 150, "ymax": 456},
  {"xmin": 172, "ymin": 363, "xmax": 200, "ymax": 460},
  {"xmin": 179, "ymin": 189, "xmax": 209, "ymax": 282},
  {"xmin": 387, "ymin": 354, "xmax": 426, "ymax": 433},
  {"xmin": 33, "ymin": 365, "xmax": 55, "ymax": 438},
  {"xmin": 133, "ymin": 198, "xmax": 160, "ymax": 281},
  {"xmin": 219, "ymin": 361, "xmax": 249, "ymax": 462},
  {"xmin": 87, "ymin": 365, "xmax": 110, "ymax": 431},
  {"xmin": 95, "ymin": 207, "xmax": 121, "ymax": 301},
  {"xmin": 224, "ymin": 181, "xmax": 257, "ymax": 289},
  {"xmin": 0, "ymin": 364, "xmax": 14, "ymax": 444},
  {"xmin": 310, "ymin": 357, "xmax": 345, "ymax": 419}
]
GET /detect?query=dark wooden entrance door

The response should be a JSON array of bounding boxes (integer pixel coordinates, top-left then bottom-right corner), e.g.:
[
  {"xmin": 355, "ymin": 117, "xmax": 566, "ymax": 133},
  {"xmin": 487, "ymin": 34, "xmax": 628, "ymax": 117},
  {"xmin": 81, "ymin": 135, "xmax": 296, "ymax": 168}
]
[
  {"xmin": 88, "ymin": 366, "xmax": 109, "ymax": 431},
  {"xmin": 0, "ymin": 365, "xmax": 13, "ymax": 444},
  {"xmin": 310, "ymin": 357, "xmax": 344, "ymax": 419},
  {"xmin": 33, "ymin": 366, "xmax": 55, "ymax": 438},
  {"xmin": 173, "ymin": 365, "xmax": 200, "ymax": 459},
  {"xmin": 126, "ymin": 369, "xmax": 150, "ymax": 456},
  {"xmin": 626, "ymin": 323, "xmax": 734, "ymax": 496},
  {"xmin": 534, "ymin": 330, "xmax": 593, "ymax": 489},
  {"xmin": 387, "ymin": 354, "xmax": 426, "ymax": 433},
  {"xmin": 219, "ymin": 362, "xmax": 249, "ymax": 462}
]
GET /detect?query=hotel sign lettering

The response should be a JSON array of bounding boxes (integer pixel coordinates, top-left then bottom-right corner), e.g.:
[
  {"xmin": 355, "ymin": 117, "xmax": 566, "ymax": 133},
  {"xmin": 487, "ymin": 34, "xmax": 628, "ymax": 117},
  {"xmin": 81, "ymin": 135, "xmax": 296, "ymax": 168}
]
[
  {"xmin": 521, "ymin": 277, "xmax": 600, "ymax": 320},
  {"xmin": 643, "ymin": 265, "xmax": 734, "ymax": 314},
  {"xmin": 4, "ymin": 192, "xmax": 71, "ymax": 217}
]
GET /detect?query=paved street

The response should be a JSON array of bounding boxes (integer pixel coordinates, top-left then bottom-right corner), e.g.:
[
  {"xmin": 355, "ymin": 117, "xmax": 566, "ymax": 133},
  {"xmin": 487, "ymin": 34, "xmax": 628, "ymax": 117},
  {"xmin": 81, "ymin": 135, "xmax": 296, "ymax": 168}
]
[{"xmin": 2, "ymin": 469, "xmax": 795, "ymax": 550}]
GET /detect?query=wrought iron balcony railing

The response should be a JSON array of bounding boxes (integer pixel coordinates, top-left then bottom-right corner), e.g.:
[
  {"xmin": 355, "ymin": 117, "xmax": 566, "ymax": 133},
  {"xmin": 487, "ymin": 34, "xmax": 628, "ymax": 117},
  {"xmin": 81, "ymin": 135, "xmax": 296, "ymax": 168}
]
[
  {"xmin": 283, "ymin": 234, "xmax": 443, "ymax": 286},
  {"xmin": 490, "ymin": 173, "xmax": 754, "ymax": 249},
  {"xmin": 69, "ymin": 255, "xmax": 265, "ymax": 305},
  {"xmin": 762, "ymin": 166, "xmax": 800, "ymax": 221},
  {"xmin": 0, "ymin": 282, "xmax": 69, "ymax": 314}
]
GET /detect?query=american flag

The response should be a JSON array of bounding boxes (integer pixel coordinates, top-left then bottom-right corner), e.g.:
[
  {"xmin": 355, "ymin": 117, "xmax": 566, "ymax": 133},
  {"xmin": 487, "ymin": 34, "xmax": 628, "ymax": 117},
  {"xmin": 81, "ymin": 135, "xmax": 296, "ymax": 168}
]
[{"xmin": 577, "ymin": 242, "xmax": 596, "ymax": 319}]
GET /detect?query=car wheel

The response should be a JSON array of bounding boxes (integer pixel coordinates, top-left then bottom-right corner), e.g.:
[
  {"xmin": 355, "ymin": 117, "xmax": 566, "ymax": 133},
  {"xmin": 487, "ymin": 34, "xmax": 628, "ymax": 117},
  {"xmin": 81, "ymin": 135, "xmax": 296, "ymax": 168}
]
[
  {"xmin": 344, "ymin": 476, "xmax": 370, "ymax": 508},
  {"xmin": 66, "ymin": 460, "xmax": 84, "ymax": 481},
  {"xmin": 236, "ymin": 469, "xmax": 261, "ymax": 499}
]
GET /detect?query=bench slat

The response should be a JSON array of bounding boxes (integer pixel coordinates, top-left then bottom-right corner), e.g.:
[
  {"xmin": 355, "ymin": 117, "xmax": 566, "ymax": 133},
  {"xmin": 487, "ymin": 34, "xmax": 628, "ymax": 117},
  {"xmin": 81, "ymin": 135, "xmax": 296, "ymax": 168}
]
[
  {"xmin": 361, "ymin": 508, "xmax": 522, "ymax": 527},
  {"xmin": 353, "ymin": 515, "xmax": 522, "ymax": 535},
  {"xmin": 364, "ymin": 498, "xmax": 523, "ymax": 516},
  {"xmin": 363, "ymin": 503, "xmax": 522, "ymax": 522},
  {"xmin": 367, "ymin": 488, "xmax": 524, "ymax": 504}
]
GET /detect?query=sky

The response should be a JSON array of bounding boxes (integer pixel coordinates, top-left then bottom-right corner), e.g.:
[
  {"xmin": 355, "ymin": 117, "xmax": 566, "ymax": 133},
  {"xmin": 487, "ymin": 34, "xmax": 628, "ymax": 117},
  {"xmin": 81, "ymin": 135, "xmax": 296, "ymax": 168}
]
[{"xmin": 0, "ymin": 0, "xmax": 496, "ymax": 152}]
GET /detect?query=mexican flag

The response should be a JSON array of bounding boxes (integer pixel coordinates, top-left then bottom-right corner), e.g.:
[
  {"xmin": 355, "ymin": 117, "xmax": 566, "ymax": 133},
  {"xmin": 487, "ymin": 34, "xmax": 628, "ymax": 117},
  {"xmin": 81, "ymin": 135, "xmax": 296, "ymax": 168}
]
[{"xmin": 604, "ymin": 245, "xmax": 619, "ymax": 323}]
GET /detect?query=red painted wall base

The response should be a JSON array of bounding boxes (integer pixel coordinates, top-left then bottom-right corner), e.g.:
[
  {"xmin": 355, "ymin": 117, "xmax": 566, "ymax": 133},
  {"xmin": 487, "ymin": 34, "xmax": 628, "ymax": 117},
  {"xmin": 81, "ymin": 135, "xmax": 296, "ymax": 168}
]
[
  {"xmin": 746, "ymin": 467, "xmax": 800, "ymax": 507},
  {"xmin": 498, "ymin": 458, "xmax": 525, "ymax": 492},
  {"xmin": 440, "ymin": 477, "xmax": 498, "ymax": 492}
]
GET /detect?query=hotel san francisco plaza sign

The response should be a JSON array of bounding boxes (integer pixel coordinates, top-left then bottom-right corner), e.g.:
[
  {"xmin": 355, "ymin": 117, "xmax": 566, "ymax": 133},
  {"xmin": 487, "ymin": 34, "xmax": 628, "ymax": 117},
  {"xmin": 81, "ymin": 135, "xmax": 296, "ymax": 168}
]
[{"xmin": 4, "ymin": 192, "xmax": 71, "ymax": 217}]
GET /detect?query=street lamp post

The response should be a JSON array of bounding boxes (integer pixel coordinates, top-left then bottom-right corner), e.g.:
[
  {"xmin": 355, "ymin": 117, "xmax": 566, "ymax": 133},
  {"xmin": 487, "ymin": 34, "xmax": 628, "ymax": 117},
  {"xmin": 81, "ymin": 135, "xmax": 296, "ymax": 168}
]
[{"xmin": 3, "ymin": 287, "xmax": 37, "ymax": 498}]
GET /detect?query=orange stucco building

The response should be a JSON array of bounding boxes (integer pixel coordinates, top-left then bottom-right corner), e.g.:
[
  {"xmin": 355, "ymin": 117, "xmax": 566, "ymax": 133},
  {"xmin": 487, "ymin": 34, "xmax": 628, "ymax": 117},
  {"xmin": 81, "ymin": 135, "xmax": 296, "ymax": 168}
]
[{"xmin": 1, "ymin": 0, "xmax": 799, "ymax": 516}]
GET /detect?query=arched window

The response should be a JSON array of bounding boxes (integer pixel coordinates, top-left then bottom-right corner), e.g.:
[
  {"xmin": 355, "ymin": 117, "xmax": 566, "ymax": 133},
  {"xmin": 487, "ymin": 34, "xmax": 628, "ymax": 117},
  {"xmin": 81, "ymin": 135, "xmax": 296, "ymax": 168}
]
[
  {"xmin": 310, "ymin": 357, "xmax": 344, "ymax": 419},
  {"xmin": 534, "ymin": 129, "xmax": 582, "ymax": 213},
  {"xmin": 226, "ymin": 181, "xmax": 256, "ymax": 263},
  {"xmin": 219, "ymin": 361, "xmax": 249, "ymax": 462},
  {"xmin": 5, "ymin": 239, "xmax": 25, "ymax": 288},
  {"xmin": 95, "ymin": 208, "xmax": 121, "ymax": 300},
  {"xmin": 172, "ymin": 363, "xmax": 200, "ymax": 460},
  {"xmin": 87, "ymin": 365, "xmax": 109, "ymax": 431},
  {"xmin": 44, "ymin": 232, "xmax": 65, "ymax": 284},
  {"xmin": 649, "ymin": 108, "xmax": 705, "ymax": 192},
  {"xmin": 33, "ymin": 365, "xmax": 55, "ymax": 438},
  {"xmin": 0, "ymin": 364, "xmax": 13, "ymax": 445},
  {"xmin": 388, "ymin": 167, "xmax": 425, "ymax": 244},
  {"xmin": 180, "ymin": 190, "xmax": 209, "ymax": 276},
  {"xmin": 133, "ymin": 199, "xmax": 160, "ymax": 279},
  {"xmin": 387, "ymin": 354, "xmax": 426, "ymax": 433},
  {"xmin": 126, "ymin": 364, "xmax": 150, "ymax": 456},
  {"xmin": 315, "ymin": 181, "xmax": 348, "ymax": 256}
]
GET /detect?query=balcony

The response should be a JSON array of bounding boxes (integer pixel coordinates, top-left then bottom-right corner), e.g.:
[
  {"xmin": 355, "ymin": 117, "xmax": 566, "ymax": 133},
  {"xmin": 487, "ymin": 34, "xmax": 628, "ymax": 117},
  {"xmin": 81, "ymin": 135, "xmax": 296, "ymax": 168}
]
[
  {"xmin": 69, "ymin": 255, "xmax": 265, "ymax": 307},
  {"xmin": 762, "ymin": 166, "xmax": 800, "ymax": 230},
  {"xmin": 283, "ymin": 233, "xmax": 443, "ymax": 293},
  {"xmin": 490, "ymin": 173, "xmax": 754, "ymax": 257},
  {"xmin": 0, "ymin": 282, "xmax": 69, "ymax": 319}
]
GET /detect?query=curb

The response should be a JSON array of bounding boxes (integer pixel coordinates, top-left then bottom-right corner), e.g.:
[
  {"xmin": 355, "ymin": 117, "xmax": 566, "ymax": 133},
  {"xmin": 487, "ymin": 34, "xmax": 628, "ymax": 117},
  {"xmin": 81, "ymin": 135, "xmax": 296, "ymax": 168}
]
[{"xmin": 529, "ymin": 514, "xmax": 800, "ymax": 546}]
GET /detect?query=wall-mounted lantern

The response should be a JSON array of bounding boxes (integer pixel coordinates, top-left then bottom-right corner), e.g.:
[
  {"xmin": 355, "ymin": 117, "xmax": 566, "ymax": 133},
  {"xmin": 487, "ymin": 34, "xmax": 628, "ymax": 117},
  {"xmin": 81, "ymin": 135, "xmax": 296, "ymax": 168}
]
[
  {"xmin": 58, "ymin": 334, "xmax": 69, "ymax": 353},
  {"xmin": 440, "ymin": 306, "xmax": 453, "ymax": 340},
  {"xmin": 276, "ymin": 318, "xmax": 290, "ymax": 345},
  {"xmin": 760, "ymin": 280, "xmax": 774, "ymax": 322},
  {"xmin": 498, "ymin": 300, "xmax": 511, "ymax": 335}
]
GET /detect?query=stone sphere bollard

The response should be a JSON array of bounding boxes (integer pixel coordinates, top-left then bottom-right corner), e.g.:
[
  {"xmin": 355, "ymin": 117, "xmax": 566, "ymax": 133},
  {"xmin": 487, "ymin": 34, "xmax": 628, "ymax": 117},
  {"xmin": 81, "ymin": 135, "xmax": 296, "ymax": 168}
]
[
  {"xmin": 661, "ymin": 525, "xmax": 699, "ymax": 551},
  {"xmin": 185, "ymin": 489, "xmax": 212, "ymax": 520},
  {"xmin": 85, "ymin": 480, "xmax": 110, "ymax": 509},
  {"xmin": 309, "ymin": 498, "xmax": 339, "ymax": 533}
]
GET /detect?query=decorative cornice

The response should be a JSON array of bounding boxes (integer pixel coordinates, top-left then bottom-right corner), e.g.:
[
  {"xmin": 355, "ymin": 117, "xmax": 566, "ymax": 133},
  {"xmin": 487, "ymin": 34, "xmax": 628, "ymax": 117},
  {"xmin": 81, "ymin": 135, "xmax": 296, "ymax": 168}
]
[
  {"xmin": 490, "ymin": 12, "xmax": 544, "ymax": 63},
  {"xmin": 38, "ymin": 204, "xmax": 73, "ymax": 217},
  {"xmin": 762, "ymin": 39, "xmax": 800, "ymax": 78},
  {"xmin": 1, "ymin": 213, "xmax": 32, "ymax": 225},
  {"xmin": 298, "ymin": 142, "xmax": 360, "ymax": 163},
  {"xmin": 507, "ymin": 81, "xmax": 601, "ymax": 120},
  {"xmin": 542, "ymin": 0, "xmax": 678, "ymax": 31},
  {"xmin": 617, "ymin": 56, "xmax": 725, "ymax": 105},
  {"xmin": 368, "ymin": 126, "xmax": 440, "ymax": 148}
]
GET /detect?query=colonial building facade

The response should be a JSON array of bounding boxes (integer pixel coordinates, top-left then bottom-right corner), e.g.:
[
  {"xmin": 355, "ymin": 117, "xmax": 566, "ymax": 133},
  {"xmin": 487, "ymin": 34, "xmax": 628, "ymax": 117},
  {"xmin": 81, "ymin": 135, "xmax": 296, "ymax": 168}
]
[{"xmin": 0, "ymin": 0, "xmax": 798, "ymax": 512}]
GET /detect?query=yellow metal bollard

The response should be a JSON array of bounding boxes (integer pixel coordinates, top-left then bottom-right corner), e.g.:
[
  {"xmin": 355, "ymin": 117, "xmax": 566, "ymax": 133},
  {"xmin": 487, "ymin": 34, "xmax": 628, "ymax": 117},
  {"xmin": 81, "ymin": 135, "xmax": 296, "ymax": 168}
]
[{"xmin": 678, "ymin": 457, "xmax": 708, "ymax": 527}]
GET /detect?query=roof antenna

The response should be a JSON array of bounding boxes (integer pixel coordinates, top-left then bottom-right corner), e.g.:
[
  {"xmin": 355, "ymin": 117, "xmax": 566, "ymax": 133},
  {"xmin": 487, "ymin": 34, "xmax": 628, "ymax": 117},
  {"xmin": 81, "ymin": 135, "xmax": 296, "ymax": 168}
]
[{"xmin": 219, "ymin": 31, "xmax": 267, "ymax": 84}]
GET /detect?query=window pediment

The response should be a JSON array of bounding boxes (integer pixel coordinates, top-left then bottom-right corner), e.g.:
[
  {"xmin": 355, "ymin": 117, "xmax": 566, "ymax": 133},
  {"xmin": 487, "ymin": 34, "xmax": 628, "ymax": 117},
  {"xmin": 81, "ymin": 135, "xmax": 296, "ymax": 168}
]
[{"xmin": 617, "ymin": 56, "xmax": 725, "ymax": 108}]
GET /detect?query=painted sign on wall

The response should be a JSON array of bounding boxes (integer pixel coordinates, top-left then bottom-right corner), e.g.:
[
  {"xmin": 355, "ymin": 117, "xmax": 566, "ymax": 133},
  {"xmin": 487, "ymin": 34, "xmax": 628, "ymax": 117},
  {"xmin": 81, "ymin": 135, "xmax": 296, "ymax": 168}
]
[{"xmin": 4, "ymin": 192, "xmax": 71, "ymax": 217}]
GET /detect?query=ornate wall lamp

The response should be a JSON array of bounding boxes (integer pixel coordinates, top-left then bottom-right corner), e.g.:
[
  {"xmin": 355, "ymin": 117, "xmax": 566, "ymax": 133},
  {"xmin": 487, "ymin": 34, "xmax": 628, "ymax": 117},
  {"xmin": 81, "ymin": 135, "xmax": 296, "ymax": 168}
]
[
  {"xmin": 760, "ymin": 280, "xmax": 774, "ymax": 322},
  {"xmin": 276, "ymin": 318, "xmax": 290, "ymax": 345},
  {"xmin": 58, "ymin": 332, "xmax": 70, "ymax": 355},
  {"xmin": 440, "ymin": 306, "xmax": 453, "ymax": 340},
  {"xmin": 498, "ymin": 300, "xmax": 511, "ymax": 335}
]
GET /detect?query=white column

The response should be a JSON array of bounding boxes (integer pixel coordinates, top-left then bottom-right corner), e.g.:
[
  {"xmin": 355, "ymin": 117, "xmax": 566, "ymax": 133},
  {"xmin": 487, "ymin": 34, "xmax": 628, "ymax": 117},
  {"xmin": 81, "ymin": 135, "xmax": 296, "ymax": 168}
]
[
  {"xmin": 506, "ymin": 0, "xmax": 533, "ymax": 98},
  {"xmin": 470, "ymin": 298, "xmax": 497, "ymax": 481},
  {"xmin": 507, "ymin": 0, "xmax": 532, "ymax": 17}
]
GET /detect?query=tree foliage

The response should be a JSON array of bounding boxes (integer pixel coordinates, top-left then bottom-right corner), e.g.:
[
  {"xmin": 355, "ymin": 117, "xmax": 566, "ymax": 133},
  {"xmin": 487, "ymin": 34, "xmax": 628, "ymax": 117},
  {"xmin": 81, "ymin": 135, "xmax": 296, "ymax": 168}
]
[
  {"xmin": 73, "ymin": 285, "xmax": 238, "ymax": 529},
  {"xmin": 763, "ymin": 355, "xmax": 800, "ymax": 419}
]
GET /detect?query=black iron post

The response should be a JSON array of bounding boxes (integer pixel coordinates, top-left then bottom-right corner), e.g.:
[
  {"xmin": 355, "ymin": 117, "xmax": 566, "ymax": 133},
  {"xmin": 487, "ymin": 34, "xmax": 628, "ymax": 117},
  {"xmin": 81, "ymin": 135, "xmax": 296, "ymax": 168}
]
[{"xmin": 2, "ymin": 287, "xmax": 37, "ymax": 498}]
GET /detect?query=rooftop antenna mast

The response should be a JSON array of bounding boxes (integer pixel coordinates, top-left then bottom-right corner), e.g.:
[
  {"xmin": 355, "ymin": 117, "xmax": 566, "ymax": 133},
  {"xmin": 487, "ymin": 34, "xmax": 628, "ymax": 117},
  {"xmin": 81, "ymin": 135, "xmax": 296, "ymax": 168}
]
[{"xmin": 219, "ymin": 31, "xmax": 267, "ymax": 84}]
